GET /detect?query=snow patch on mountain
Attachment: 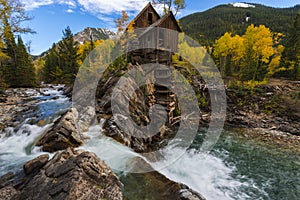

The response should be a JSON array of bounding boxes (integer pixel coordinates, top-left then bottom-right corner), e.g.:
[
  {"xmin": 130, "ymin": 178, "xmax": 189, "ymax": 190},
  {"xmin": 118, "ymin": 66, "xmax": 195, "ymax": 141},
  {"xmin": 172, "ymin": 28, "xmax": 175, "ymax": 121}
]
[{"xmin": 231, "ymin": 2, "xmax": 255, "ymax": 8}]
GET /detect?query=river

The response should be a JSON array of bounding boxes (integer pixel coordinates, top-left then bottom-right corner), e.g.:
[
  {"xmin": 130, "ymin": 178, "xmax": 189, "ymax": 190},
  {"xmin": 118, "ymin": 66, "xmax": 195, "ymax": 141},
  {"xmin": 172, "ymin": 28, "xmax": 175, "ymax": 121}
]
[{"xmin": 0, "ymin": 86, "xmax": 299, "ymax": 200}]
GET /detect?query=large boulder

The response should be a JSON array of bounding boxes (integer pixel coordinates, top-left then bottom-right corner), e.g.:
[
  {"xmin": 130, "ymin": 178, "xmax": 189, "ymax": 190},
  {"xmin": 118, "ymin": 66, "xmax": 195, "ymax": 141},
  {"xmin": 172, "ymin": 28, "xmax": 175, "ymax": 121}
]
[
  {"xmin": 36, "ymin": 106, "xmax": 96, "ymax": 153},
  {"xmin": 36, "ymin": 108, "xmax": 85, "ymax": 152},
  {"xmin": 121, "ymin": 157, "xmax": 206, "ymax": 200},
  {"xmin": 14, "ymin": 148, "xmax": 123, "ymax": 200}
]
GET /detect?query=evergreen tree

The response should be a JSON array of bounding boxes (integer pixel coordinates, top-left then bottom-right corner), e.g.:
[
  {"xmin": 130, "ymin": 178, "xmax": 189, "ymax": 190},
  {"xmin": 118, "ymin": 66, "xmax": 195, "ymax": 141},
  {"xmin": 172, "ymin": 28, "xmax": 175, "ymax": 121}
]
[
  {"xmin": 2, "ymin": 18, "xmax": 18, "ymax": 86},
  {"xmin": 180, "ymin": 4, "xmax": 300, "ymax": 46},
  {"xmin": 0, "ymin": 35, "xmax": 9, "ymax": 91},
  {"xmin": 0, "ymin": 0, "xmax": 34, "ymax": 88},
  {"xmin": 15, "ymin": 36, "xmax": 36, "ymax": 87},
  {"xmin": 279, "ymin": 13, "xmax": 300, "ymax": 80},
  {"xmin": 57, "ymin": 26, "xmax": 80, "ymax": 84},
  {"xmin": 43, "ymin": 44, "xmax": 61, "ymax": 83}
]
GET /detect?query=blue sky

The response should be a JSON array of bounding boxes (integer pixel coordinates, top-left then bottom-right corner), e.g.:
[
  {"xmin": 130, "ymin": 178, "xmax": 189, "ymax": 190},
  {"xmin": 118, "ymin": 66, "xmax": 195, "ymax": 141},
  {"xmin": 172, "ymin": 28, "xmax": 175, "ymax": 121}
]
[{"xmin": 20, "ymin": 0, "xmax": 300, "ymax": 55}]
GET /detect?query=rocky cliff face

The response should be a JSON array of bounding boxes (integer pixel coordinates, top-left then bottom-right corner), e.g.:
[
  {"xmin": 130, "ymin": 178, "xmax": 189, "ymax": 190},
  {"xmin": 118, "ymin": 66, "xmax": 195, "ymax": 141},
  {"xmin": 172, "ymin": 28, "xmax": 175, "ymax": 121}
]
[{"xmin": 96, "ymin": 65, "xmax": 174, "ymax": 153}]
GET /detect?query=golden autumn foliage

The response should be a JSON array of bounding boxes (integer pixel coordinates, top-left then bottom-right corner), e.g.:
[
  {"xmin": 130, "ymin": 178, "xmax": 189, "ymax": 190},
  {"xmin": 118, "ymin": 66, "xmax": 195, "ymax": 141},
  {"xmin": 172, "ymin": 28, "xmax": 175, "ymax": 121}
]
[
  {"xmin": 244, "ymin": 25, "xmax": 274, "ymax": 63},
  {"xmin": 115, "ymin": 10, "xmax": 129, "ymax": 33},
  {"xmin": 77, "ymin": 40, "xmax": 104, "ymax": 65},
  {"xmin": 214, "ymin": 24, "xmax": 283, "ymax": 81},
  {"xmin": 178, "ymin": 33, "xmax": 207, "ymax": 65}
]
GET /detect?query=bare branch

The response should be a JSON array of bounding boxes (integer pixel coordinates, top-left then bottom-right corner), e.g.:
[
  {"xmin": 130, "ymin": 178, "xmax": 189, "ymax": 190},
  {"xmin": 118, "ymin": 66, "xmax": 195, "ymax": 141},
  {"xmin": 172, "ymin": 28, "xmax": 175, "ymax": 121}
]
[{"xmin": 152, "ymin": 0, "xmax": 185, "ymax": 16}]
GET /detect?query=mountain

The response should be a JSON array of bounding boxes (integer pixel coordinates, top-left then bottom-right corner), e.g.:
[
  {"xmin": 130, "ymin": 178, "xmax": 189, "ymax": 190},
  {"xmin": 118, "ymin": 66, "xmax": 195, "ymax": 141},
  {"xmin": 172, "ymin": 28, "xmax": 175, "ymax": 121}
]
[
  {"xmin": 73, "ymin": 27, "xmax": 116, "ymax": 44},
  {"xmin": 180, "ymin": 3, "xmax": 300, "ymax": 45},
  {"xmin": 37, "ymin": 27, "xmax": 115, "ymax": 57}
]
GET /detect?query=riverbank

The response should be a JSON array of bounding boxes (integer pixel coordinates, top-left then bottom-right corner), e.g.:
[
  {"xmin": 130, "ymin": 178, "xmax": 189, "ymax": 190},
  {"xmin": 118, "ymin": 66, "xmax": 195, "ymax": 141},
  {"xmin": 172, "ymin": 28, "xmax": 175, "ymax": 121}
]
[
  {"xmin": 0, "ymin": 88, "xmax": 39, "ymax": 131},
  {"xmin": 231, "ymin": 127, "xmax": 300, "ymax": 154},
  {"xmin": 0, "ymin": 85, "xmax": 67, "ymax": 131},
  {"xmin": 225, "ymin": 79, "xmax": 300, "ymax": 136}
]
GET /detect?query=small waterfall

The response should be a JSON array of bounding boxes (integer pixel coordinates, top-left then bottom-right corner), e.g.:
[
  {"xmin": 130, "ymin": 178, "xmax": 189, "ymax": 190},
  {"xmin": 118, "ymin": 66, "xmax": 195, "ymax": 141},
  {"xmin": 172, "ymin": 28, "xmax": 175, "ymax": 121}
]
[
  {"xmin": 0, "ymin": 124, "xmax": 51, "ymax": 176},
  {"xmin": 81, "ymin": 124, "xmax": 141, "ymax": 173},
  {"xmin": 153, "ymin": 147, "xmax": 250, "ymax": 200},
  {"xmin": 81, "ymin": 126, "xmax": 254, "ymax": 200}
]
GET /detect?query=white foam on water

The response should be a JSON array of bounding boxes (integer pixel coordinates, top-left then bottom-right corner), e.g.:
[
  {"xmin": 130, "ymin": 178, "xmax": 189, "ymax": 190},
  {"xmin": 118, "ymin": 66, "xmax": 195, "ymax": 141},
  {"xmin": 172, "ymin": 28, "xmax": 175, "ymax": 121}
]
[
  {"xmin": 0, "ymin": 85, "xmax": 69, "ymax": 176},
  {"xmin": 0, "ymin": 85, "xmax": 267, "ymax": 199},
  {"xmin": 0, "ymin": 124, "xmax": 51, "ymax": 176},
  {"xmin": 80, "ymin": 125, "xmax": 141, "ymax": 172},
  {"xmin": 151, "ymin": 144, "xmax": 251, "ymax": 200},
  {"xmin": 80, "ymin": 125, "xmax": 255, "ymax": 200}
]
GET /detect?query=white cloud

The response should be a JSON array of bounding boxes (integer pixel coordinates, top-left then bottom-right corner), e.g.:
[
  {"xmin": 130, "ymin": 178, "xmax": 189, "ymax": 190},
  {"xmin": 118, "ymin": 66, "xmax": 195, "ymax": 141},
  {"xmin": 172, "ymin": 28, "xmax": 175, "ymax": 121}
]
[
  {"xmin": 21, "ymin": 0, "xmax": 54, "ymax": 10},
  {"xmin": 66, "ymin": 9, "xmax": 74, "ymax": 13},
  {"xmin": 21, "ymin": 0, "xmax": 152, "ymax": 24},
  {"xmin": 22, "ymin": 0, "xmax": 149, "ymax": 13},
  {"xmin": 21, "ymin": 0, "xmax": 76, "ymax": 10},
  {"xmin": 58, "ymin": 0, "xmax": 76, "ymax": 8},
  {"xmin": 77, "ymin": 0, "xmax": 148, "ymax": 14}
]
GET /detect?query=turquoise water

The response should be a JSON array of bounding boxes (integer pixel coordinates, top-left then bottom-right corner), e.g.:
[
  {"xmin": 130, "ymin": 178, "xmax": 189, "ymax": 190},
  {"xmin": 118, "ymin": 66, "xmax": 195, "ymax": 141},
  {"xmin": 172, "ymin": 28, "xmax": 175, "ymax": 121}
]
[{"xmin": 191, "ymin": 128, "xmax": 300, "ymax": 200}]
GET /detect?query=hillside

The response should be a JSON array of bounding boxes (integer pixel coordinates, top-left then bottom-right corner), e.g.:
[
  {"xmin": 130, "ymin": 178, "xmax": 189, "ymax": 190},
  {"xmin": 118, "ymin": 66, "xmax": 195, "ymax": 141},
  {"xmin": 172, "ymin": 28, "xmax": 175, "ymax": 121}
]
[{"xmin": 180, "ymin": 3, "xmax": 300, "ymax": 45}]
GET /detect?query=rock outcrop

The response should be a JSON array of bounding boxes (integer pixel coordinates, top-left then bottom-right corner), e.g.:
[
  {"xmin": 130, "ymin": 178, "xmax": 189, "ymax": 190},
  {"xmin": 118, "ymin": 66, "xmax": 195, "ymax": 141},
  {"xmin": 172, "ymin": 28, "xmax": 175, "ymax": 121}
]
[
  {"xmin": 36, "ymin": 108, "xmax": 85, "ymax": 152},
  {"xmin": 0, "ymin": 148, "xmax": 123, "ymax": 200},
  {"xmin": 0, "ymin": 186, "xmax": 19, "ymax": 200},
  {"xmin": 121, "ymin": 158, "xmax": 206, "ymax": 200},
  {"xmin": 97, "ymin": 66, "xmax": 175, "ymax": 153},
  {"xmin": 36, "ymin": 106, "xmax": 95, "ymax": 153}
]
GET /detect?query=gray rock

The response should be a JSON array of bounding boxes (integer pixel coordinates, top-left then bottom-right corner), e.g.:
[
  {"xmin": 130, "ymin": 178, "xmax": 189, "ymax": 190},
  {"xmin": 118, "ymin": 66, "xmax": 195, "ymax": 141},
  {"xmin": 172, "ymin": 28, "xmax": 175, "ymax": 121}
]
[
  {"xmin": 77, "ymin": 106, "xmax": 96, "ymax": 133},
  {"xmin": 179, "ymin": 188, "xmax": 206, "ymax": 200},
  {"xmin": 36, "ymin": 108, "xmax": 84, "ymax": 152}
]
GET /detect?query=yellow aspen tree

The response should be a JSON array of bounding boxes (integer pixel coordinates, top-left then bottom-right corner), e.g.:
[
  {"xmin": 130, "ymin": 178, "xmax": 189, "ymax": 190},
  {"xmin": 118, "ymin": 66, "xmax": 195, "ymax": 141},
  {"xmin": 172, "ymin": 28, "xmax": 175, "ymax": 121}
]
[
  {"xmin": 214, "ymin": 32, "xmax": 245, "ymax": 76},
  {"xmin": 242, "ymin": 25, "xmax": 275, "ymax": 81}
]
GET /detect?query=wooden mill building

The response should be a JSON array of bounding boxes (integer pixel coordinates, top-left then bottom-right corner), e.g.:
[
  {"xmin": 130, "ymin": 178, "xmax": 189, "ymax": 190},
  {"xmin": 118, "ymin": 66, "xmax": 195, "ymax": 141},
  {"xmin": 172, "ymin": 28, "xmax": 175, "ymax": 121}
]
[
  {"xmin": 126, "ymin": 3, "xmax": 182, "ymax": 124},
  {"xmin": 128, "ymin": 2, "xmax": 182, "ymax": 64}
]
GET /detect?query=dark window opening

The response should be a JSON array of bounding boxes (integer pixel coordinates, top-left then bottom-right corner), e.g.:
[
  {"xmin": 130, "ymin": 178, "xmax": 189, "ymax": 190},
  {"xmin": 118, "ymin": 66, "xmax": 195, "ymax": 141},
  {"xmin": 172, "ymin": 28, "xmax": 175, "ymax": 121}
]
[{"xmin": 148, "ymin": 12, "xmax": 153, "ymax": 24}]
